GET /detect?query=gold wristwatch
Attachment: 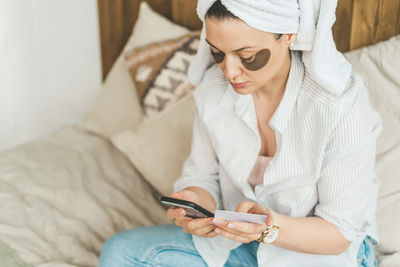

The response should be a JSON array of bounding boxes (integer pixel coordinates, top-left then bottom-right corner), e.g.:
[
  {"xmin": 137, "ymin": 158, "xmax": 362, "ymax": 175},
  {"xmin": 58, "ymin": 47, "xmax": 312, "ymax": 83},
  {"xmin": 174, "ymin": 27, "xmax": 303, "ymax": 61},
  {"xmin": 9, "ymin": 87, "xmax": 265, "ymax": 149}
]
[
  {"xmin": 257, "ymin": 224, "xmax": 280, "ymax": 243},
  {"xmin": 257, "ymin": 209, "xmax": 279, "ymax": 244}
]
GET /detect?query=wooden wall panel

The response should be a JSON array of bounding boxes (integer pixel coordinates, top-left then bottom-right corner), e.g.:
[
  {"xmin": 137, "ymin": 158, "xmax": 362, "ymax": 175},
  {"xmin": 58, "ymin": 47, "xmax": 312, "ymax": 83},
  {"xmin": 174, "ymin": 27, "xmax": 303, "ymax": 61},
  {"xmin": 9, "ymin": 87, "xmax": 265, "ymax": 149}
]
[
  {"xmin": 98, "ymin": 0, "xmax": 400, "ymax": 79},
  {"xmin": 398, "ymin": 1, "xmax": 400, "ymax": 34},
  {"xmin": 350, "ymin": 0, "xmax": 400, "ymax": 50},
  {"xmin": 172, "ymin": 0, "xmax": 202, "ymax": 30},
  {"xmin": 376, "ymin": 0, "xmax": 400, "ymax": 44},
  {"xmin": 350, "ymin": 0, "xmax": 380, "ymax": 50},
  {"xmin": 97, "ymin": 0, "xmax": 172, "ymax": 80},
  {"xmin": 333, "ymin": 0, "xmax": 354, "ymax": 52}
]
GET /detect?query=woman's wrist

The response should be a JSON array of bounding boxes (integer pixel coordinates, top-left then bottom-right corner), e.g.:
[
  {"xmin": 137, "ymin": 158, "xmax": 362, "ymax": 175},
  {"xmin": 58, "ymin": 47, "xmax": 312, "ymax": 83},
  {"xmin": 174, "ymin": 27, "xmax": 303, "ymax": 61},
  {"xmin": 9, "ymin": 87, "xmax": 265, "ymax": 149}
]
[{"xmin": 264, "ymin": 207, "xmax": 279, "ymax": 226}]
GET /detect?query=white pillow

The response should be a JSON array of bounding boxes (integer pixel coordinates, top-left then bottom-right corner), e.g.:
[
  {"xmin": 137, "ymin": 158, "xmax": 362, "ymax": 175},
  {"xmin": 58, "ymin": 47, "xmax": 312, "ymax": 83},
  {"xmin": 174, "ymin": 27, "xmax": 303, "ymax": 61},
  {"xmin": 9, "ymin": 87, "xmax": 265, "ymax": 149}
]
[
  {"xmin": 111, "ymin": 92, "xmax": 196, "ymax": 197},
  {"xmin": 79, "ymin": 2, "xmax": 189, "ymax": 139},
  {"xmin": 344, "ymin": 35, "xmax": 400, "ymax": 265}
]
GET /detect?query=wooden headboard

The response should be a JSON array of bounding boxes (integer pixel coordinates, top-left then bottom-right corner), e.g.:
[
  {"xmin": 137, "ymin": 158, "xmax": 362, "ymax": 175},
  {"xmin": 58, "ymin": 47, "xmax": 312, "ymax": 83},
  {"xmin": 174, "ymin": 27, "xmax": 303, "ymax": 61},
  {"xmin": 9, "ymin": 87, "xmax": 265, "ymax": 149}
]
[{"xmin": 98, "ymin": 0, "xmax": 400, "ymax": 80}]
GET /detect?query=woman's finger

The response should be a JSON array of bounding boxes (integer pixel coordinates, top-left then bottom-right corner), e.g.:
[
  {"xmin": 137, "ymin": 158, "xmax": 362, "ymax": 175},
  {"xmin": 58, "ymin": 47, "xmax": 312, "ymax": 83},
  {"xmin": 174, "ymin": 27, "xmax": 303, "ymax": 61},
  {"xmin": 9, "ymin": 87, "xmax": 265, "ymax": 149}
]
[
  {"xmin": 173, "ymin": 215, "xmax": 218, "ymax": 238},
  {"xmin": 166, "ymin": 208, "xmax": 186, "ymax": 219},
  {"xmin": 205, "ymin": 231, "xmax": 219, "ymax": 238},
  {"xmin": 213, "ymin": 217, "xmax": 265, "ymax": 235},
  {"xmin": 170, "ymin": 190, "xmax": 199, "ymax": 204},
  {"xmin": 174, "ymin": 216, "xmax": 192, "ymax": 227},
  {"xmin": 247, "ymin": 206, "xmax": 274, "ymax": 226},
  {"xmin": 236, "ymin": 201, "xmax": 275, "ymax": 226},
  {"xmin": 186, "ymin": 218, "xmax": 213, "ymax": 232},
  {"xmin": 223, "ymin": 221, "xmax": 266, "ymax": 235},
  {"xmin": 215, "ymin": 223, "xmax": 264, "ymax": 239},
  {"xmin": 236, "ymin": 201, "xmax": 256, "ymax": 213},
  {"xmin": 193, "ymin": 224, "xmax": 216, "ymax": 236},
  {"xmin": 214, "ymin": 227, "xmax": 257, "ymax": 243},
  {"xmin": 170, "ymin": 191, "xmax": 184, "ymax": 199}
]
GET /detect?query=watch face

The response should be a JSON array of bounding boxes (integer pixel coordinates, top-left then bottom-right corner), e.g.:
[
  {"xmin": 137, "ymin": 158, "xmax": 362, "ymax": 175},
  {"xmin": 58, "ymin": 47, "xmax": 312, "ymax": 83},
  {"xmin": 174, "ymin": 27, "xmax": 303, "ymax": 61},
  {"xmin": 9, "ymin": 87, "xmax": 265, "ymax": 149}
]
[{"xmin": 264, "ymin": 229, "xmax": 279, "ymax": 243}]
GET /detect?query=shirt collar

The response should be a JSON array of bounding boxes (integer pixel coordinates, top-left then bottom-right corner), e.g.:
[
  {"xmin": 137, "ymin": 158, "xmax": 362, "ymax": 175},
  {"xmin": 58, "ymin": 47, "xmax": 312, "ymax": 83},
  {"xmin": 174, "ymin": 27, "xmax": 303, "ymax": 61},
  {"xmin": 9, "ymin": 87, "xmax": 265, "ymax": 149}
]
[{"xmin": 218, "ymin": 51, "xmax": 304, "ymax": 134}]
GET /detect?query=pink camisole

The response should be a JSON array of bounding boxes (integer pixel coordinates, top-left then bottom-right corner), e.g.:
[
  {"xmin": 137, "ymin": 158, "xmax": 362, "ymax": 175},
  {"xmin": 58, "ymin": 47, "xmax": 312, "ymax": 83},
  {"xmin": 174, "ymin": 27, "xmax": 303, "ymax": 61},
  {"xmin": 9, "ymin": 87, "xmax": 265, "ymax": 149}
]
[{"xmin": 247, "ymin": 155, "xmax": 273, "ymax": 190}]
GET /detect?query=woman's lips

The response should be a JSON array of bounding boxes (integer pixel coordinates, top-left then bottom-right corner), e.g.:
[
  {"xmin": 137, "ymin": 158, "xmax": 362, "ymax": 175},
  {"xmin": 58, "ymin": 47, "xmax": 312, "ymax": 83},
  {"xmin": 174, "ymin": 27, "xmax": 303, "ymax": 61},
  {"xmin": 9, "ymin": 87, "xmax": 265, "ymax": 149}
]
[{"xmin": 230, "ymin": 82, "xmax": 248, "ymax": 88}]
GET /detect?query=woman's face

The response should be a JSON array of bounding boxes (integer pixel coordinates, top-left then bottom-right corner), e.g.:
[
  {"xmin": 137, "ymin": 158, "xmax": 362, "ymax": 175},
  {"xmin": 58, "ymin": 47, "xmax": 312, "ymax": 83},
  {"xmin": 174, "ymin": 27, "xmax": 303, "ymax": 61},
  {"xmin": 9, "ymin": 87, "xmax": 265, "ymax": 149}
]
[{"xmin": 205, "ymin": 17, "xmax": 292, "ymax": 95}]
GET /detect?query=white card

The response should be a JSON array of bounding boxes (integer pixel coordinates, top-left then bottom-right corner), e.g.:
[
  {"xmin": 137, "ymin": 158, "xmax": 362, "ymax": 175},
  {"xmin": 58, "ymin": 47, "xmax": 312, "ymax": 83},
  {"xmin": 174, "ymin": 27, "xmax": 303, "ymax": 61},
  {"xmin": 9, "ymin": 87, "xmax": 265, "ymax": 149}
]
[{"xmin": 214, "ymin": 210, "xmax": 266, "ymax": 225}]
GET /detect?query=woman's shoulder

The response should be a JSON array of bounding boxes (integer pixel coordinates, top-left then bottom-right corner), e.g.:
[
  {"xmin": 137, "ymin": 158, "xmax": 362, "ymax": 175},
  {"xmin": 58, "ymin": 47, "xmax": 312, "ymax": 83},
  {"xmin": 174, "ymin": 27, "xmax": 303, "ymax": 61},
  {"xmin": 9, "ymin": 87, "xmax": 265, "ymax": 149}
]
[
  {"xmin": 299, "ymin": 70, "xmax": 381, "ymax": 139},
  {"xmin": 300, "ymin": 70, "xmax": 368, "ymax": 115}
]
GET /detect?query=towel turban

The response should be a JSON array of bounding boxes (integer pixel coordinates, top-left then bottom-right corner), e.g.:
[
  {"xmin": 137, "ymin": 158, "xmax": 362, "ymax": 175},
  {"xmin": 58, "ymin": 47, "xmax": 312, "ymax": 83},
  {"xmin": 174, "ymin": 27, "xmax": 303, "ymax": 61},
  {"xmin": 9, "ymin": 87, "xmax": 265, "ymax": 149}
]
[{"xmin": 188, "ymin": 0, "xmax": 353, "ymax": 96}]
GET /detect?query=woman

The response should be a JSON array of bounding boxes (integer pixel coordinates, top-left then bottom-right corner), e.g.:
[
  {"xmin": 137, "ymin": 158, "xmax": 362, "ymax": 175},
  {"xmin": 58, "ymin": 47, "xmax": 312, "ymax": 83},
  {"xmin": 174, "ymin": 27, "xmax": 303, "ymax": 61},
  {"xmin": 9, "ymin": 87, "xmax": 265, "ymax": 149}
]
[{"xmin": 99, "ymin": 1, "xmax": 381, "ymax": 266}]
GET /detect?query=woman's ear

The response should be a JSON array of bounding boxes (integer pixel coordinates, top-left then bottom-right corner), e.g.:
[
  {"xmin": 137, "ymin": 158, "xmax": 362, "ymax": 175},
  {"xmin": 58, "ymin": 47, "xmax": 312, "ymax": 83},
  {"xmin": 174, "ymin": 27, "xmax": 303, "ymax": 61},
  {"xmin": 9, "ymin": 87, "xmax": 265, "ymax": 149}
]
[
  {"xmin": 279, "ymin": 34, "xmax": 297, "ymax": 48},
  {"xmin": 281, "ymin": 34, "xmax": 297, "ymax": 49},
  {"xmin": 287, "ymin": 34, "xmax": 297, "ymax": 46}
]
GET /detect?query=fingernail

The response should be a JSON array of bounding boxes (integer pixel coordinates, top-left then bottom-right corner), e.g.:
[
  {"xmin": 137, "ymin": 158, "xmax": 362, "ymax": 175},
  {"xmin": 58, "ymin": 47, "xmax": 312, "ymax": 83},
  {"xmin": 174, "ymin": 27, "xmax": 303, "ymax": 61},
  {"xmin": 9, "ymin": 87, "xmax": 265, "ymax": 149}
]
[
  {"xmin": 213, "ymin": 218, "xmax": 222, "ymax": 224},
  {"xmin": 179, "ymin": 210, "xmax": 185, "ymax": 215},
  {"xmin": 228, "ymin": 223, "xmax": 234, "ymax": 229},
  {"xmin": 215, "ymin": 228, "xmax": 220, "ymax": 233}
]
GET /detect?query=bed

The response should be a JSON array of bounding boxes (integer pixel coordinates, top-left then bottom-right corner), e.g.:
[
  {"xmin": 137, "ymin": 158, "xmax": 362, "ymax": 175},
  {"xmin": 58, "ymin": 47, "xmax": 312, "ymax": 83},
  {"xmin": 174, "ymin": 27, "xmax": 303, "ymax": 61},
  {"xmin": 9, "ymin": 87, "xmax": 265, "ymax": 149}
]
[{"xmin": 0, "ymin": 1, "xmax": 399, "ymax": 266}]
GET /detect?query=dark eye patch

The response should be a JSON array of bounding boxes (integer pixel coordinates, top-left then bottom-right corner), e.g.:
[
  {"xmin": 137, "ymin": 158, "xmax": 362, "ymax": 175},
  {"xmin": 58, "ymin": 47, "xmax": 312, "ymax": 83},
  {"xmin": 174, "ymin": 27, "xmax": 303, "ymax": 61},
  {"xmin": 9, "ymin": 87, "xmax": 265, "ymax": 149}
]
[
  {"xmin": 241, "ymin": 48, "xmax": 271, "ymax": 71},
  {"xmin": 211, "ymin": 51, "xmax": 225, "ymax": 63}
]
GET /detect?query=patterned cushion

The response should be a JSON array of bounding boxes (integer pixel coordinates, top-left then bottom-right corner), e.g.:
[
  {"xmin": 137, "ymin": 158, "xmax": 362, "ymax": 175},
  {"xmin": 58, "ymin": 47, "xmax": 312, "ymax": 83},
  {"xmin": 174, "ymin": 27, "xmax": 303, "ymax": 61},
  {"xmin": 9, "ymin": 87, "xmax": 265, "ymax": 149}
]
[
  {"xmin": 124, "ymin": 32, "xmax": 200, "ymax": 117},
  {"xmin": 79, "ymin": 1, "xmax": 190, "ymax": 139}
]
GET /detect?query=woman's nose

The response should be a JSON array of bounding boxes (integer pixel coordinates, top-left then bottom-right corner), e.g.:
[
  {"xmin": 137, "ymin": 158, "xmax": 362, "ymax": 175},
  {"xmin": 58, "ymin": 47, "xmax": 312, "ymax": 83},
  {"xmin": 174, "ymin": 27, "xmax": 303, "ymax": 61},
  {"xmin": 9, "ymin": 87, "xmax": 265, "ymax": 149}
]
[{"xmin": 222, "ymin": 56, "xmax": 241, "ymax": 81}]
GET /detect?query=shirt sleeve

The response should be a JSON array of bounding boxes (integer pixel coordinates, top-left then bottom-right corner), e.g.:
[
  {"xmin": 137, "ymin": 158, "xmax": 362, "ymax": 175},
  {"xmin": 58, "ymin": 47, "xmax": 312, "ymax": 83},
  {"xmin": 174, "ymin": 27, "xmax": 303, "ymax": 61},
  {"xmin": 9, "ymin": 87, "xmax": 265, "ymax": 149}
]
[
  {"xmin": 173, "ymin": 109, "xmax": 222, "ymax": 209},
  {"xmin": 314, "ymin": 89, "xmax": 382, "ymax": 242}
]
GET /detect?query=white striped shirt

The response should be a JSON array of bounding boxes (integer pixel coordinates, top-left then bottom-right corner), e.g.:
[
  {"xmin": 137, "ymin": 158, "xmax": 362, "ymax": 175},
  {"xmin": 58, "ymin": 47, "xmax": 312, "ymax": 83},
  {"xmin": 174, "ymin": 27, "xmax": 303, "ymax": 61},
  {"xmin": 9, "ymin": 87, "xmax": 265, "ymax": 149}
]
[{"xmin": 174, "ymin": 51, "xmax": 382, "ymax": 267}]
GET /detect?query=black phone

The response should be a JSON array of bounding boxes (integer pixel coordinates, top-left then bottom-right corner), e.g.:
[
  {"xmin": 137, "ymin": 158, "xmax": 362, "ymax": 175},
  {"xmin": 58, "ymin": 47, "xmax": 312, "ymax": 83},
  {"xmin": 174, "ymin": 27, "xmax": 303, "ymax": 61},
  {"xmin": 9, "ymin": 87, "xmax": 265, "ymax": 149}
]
[{"xmin": 160, "ymin": 196, "xmax": 214, "ymax": 218}]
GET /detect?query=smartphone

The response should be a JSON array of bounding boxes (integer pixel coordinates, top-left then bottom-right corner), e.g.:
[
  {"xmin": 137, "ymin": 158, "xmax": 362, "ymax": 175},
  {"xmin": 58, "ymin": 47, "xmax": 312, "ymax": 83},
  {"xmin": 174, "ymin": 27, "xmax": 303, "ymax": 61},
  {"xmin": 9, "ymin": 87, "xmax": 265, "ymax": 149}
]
[{"xmin": 161, "ymin": 196, "xmax": 214, "ymax": 218}]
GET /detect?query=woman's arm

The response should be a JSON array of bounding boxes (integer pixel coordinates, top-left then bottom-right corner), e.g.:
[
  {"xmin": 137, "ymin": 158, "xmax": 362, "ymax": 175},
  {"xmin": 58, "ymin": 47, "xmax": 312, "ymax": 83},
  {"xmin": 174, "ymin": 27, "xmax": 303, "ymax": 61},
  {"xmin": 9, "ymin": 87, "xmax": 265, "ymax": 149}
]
[
  {"xmin": 212, "ymin": 201, "xmax": 350, "ymax": 255},
  {"xmin": 273, "ymin": 211, "xmax": 350, "ymax": 255}
]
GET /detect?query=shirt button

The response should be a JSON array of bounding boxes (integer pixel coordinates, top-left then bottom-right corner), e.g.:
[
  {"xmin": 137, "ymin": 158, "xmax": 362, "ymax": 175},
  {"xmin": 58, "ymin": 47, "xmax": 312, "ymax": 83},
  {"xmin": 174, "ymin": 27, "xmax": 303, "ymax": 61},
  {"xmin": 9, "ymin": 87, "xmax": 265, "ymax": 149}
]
[{"xmin": 358, "ymin": 258, "xmax": 363, "ymax": 263}]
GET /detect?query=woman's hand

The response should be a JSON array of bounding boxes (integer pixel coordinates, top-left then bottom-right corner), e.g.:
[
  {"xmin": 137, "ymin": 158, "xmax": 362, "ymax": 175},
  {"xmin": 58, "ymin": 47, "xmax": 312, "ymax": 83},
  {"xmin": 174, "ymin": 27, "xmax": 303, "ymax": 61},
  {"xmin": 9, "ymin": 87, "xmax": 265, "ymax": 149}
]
[
  {"xmin": 212, "ymin": 201, "xmax": 275, "ymax": 243},
  {"xmin": 166, "ymin": 190, "xmax": 218, "ymax": 238}
]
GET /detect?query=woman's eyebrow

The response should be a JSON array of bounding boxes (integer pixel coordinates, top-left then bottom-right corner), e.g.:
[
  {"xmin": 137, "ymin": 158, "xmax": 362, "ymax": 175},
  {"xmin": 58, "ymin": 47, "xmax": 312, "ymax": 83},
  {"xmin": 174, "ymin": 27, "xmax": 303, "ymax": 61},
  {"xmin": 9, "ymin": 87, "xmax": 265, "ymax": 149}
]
[{"xmin": 205, "ymin": 39, "xmax": 256, "ymax": 52}]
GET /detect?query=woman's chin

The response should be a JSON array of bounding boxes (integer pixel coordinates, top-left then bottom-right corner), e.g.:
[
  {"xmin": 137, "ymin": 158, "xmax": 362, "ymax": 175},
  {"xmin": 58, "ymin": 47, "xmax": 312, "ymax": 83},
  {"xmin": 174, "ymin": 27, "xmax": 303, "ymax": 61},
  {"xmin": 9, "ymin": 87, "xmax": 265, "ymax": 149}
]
[{"xmin": 233, "ymin": 85, "xmax": 255, "ymax": 95}]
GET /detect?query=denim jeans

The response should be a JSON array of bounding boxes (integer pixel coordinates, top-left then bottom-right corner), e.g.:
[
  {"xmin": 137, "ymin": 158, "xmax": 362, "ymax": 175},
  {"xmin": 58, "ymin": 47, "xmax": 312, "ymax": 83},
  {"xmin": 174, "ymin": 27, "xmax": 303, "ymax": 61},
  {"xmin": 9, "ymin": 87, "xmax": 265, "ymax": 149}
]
[
  {"xmin": 357, "ymin": 235, "xmax": 377, "ymax": 267},
  {"xmin": 99, "ymin": 224, "xmax": 376, "ymax": 267}
]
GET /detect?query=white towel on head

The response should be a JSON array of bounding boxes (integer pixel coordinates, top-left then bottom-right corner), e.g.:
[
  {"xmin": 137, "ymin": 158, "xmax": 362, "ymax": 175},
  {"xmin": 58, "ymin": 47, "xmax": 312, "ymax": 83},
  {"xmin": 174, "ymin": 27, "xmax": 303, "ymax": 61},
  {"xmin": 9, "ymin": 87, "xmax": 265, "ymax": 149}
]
[
  {"xmin": 198, "ymin": 0, "xmax": 300, "ymax": 33},
  {"xmin": 188, "ymin": 0, "xmax": 353, "ymax": 96},
  {"xmin": 300, "ymin": 0, "xmax": 352, "ymax": 95}
]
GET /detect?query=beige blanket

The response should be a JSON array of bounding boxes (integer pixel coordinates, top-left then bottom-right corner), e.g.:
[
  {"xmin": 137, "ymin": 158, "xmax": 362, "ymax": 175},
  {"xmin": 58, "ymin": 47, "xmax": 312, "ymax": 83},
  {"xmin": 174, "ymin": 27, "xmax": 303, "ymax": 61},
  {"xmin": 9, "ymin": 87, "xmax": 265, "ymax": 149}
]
[{"xmin": 0, "ymin": 126, "xmax": 170, "ymax": 266}]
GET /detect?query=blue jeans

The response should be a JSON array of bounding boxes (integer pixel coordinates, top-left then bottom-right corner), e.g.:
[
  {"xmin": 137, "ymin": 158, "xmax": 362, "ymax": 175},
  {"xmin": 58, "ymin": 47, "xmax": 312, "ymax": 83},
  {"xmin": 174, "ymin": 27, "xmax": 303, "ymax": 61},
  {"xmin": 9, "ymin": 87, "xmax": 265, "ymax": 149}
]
[
  {"xmin": 357, "ymin": 235, "xmax": 377, "ymax": 267},
  {"xmin": 99, "ymin": 224, "xmax": 376, "ymax": 267}
]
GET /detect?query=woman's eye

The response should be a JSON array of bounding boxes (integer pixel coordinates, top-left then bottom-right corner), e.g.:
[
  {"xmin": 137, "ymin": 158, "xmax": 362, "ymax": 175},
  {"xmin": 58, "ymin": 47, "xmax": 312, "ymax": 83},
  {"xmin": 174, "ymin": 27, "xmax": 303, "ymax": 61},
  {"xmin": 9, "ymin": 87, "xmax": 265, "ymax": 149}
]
[
  {"xmin": 240, "ymin": 55, "xmax": 255, "ymax": 62},
  {"xmin": 211, "ymin": 51, "xmax": 225, "ymax": 64}
]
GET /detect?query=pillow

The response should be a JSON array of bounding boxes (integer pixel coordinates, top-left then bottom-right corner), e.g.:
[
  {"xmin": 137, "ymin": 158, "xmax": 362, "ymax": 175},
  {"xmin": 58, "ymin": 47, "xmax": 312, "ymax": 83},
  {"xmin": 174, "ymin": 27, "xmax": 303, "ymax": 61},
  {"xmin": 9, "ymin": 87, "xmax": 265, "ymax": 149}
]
[
  {"xmin": 111, "ymin": 92, "xmax": 196, "ymax": 196},
  {"xmin": 124, "ymin": 31, "xmax": 200, "ymax": 117},
  {"xmin": 78, "ymin": 2, "xmax": 190, "ymax": 139},
  {"xmin": 344, "ymin": 35, "xmax": 400, "ymax": 264}
]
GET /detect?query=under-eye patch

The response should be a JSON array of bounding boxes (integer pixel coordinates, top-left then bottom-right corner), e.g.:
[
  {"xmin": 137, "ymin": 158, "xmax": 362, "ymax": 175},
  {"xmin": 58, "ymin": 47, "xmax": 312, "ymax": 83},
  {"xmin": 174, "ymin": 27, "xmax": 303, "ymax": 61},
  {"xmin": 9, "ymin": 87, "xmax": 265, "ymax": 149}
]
[
  {"xmin": 211, "ymin": 51, "xmax": 225, "ymax": 63},
  {"xmin": 241, "ymin": 49, "xmax": 271, "ymax": 71}
]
